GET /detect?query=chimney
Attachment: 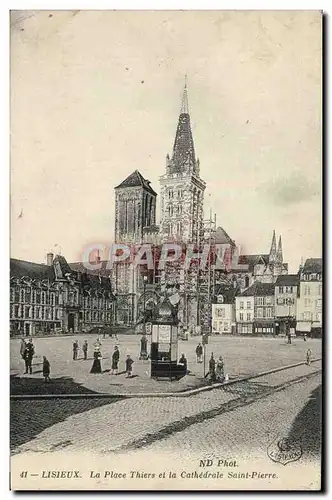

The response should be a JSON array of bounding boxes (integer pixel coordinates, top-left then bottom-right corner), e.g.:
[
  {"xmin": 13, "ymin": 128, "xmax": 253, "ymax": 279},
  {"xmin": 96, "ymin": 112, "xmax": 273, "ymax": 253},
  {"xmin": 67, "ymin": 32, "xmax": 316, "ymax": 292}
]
[{"xmin": 47, "ymin": 252, "xmax": 54, "ymax": 266}]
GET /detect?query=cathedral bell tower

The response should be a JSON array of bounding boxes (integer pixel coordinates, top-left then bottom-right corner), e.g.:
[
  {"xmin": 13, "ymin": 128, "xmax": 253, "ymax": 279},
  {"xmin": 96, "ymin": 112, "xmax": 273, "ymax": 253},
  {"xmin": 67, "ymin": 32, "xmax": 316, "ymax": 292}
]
[{"xmin": 159, "ymin": 81, "xmax": 206, "ymax": 244}]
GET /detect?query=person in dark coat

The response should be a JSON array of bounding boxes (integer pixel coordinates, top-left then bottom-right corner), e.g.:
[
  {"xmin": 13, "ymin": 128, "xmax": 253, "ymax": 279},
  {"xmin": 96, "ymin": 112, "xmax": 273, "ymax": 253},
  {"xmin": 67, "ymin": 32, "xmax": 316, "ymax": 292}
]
[
  {"xmin": 23, "ymin": 341, "xmax": 34, "ymax": 374},
  {"xmin": 179, "ymin": 354, "xmax": 188, "ymax": 374},
  {"xmin": 195, "ymin": 343, "xmax": 203, "ymax": 363},
  {"xmin": 125, "ymin": 355, "xmax": 134, "ymax": 378},
  {"xmin": 209, "ymin": 353, "xmax": 216, "ymax": 381},
  {"xmin": 42, "ymin": 356, "xmax": 51, "ymax": 382},
  {"xmin": 83, "ymin": 340, "xmax": 88, "ymax": 360},
  {"xmin": 90, "ymin": 344, "xmax": 102, "ymax": 374},
  {"xmin": 111, "ymin": 346, "xmax": 120, "ymax": 374},
  {"xmin": 73, "ymin": 341, "xmax": 79, "ymax": 360}
]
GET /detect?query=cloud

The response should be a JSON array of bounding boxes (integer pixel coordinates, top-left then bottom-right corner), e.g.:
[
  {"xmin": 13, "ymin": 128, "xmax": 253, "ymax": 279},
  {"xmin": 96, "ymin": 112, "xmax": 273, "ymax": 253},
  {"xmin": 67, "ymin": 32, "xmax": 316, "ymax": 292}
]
[{"xmin": 261, "ymin": 172, "xmax": 321, "ymax": 206}]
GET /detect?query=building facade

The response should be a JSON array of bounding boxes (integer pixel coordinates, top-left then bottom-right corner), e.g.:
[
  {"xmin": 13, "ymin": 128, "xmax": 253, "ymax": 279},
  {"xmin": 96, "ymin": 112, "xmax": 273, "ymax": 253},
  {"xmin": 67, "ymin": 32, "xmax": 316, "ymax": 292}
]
[
  {"xmin": 296, "ymin": 258, "xmax": 322, "ymax": 336},
  {"xmin": 10, "ymin": 254, "xmax": 115, "ymax": 336},
  {"xmin": 236, "ymin": 282, "xmax": 275, "ymax": 335},
  {"xmin": 274, "ymin": 274, "xmax": 299, "ymax": 336},
  {"xmin": 212, "ymin": 284, "xmax": 238, "ymax": 334}
]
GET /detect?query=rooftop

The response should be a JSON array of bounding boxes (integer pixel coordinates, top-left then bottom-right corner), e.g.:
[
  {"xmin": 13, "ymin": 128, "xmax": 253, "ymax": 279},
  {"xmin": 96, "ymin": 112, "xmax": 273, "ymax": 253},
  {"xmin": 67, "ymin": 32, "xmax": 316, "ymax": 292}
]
[
  {"xmin": 275, "ymin": 274, "xmax": 299, "ymax": 286},
  {"xmin": 302, "ymin": 258, "xmax": 322, "ymax": 274},
  {"xmin": 239, "ymin": 281, "xmax": 275, "ymax": 297},
  {"xmin": 114, "ymin": 170, "xmax": 157, "ymax": 196}
]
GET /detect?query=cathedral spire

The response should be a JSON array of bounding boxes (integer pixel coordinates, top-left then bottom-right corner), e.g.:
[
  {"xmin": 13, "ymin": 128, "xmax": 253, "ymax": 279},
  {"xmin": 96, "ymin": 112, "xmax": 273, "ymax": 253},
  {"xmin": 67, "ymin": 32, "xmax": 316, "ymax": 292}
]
[
  {"xmin": 269, "ymin": 230, "xmax": 277, "ymax": 263},
  {"xmin": 180, "ymin": 75, "xmax": 189, "ymax": 114},
  {"xmin": 171, "ymin": 79, "xmax": 196, "ymax": 173},
  {"xmin": 276, "ymin": 235, "xmax": 283, "ymax": 263}
]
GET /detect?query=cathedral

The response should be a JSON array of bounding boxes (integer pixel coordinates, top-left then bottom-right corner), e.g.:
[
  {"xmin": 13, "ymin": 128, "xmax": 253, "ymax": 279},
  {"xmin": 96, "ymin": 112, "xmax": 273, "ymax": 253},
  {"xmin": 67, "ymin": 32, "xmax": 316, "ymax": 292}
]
[{"xmin": 111, "ymin": 84, "xmax": 288, "ymax": 330}]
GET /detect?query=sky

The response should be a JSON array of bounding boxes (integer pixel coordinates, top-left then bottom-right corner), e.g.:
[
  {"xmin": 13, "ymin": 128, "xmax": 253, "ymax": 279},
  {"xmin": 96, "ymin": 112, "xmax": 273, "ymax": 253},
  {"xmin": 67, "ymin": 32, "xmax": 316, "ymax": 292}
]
[{"xmin": 10, "ymin": 10, "xmax": 322, "ymax": 272}]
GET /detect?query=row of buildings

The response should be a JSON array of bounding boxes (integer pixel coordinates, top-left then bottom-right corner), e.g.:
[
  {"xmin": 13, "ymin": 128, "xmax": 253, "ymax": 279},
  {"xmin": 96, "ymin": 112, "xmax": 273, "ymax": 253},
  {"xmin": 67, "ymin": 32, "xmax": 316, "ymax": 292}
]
[
  {"xmin": 10, "ymin": 83, "xmax": 322, "ymax": 337},
  {"xmin": 212, "ymin": 258, "xmax": 322, "ymax": 337}
]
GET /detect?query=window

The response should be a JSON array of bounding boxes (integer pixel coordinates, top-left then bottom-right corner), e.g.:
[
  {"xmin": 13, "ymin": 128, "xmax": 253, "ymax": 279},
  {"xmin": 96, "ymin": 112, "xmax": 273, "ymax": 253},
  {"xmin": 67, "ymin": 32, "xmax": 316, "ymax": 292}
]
[
  {"xmin": 279, "ymin": 286, "xmax": 284, "ymax": 293},
  {"xmin": 304, "ymin": 298, "xmax": 311, "ymax": 307},
  {"xmin": 257, "ymin": 308, "xmax": 263, "ymax": 318},
  {"xmin": 266, "ymin": 308, "xmax": 272, "ymax": 318},
  {"xmin": 240, "ymin": 301, "xmax": 244, "ymax": 309},
  {"xmin": 217, "ymin": 308, "xmax": 225, "ymax": 318},
  {"xmin": 266, "ymin": 296, "xmax": 272, "ymax": 305},
  {"xmin": 304, "ymin": 286, "xmax": 311, "ymax": 296},
  {"xmin": 41, "ymin": 292, "xmax": 46, "ymax": 304},
  {"xmin": 168, "ymin": 190, "xmax": 173, "ymax": 199},
  {"xmin": 239, "ymin": 313, "xmax": 244, "ymax": 321},
  {"xmin": 178, "ymin": 189, "xmax": 183, "ymax": 199},
  {"xmin": 246, "ymin": 313, "xmax": 251, "ymax": 321},
  {"xmin": 318, "ymin": 285, "xmax": 322, "ymax": 296},
  {"xmin": 256, "ymin": 297, "xmax": 264, "ymax": 306},
  {"xmin": 14, "ymin": 305, "xmax": 19, "ymax": 318},
  {"xmin": 20, "ymin": 289, "xmax": 25, "ymax": 303},
  {"xmin": 246, "ymin": 301, "xmax": 251, "ymax": 309}
]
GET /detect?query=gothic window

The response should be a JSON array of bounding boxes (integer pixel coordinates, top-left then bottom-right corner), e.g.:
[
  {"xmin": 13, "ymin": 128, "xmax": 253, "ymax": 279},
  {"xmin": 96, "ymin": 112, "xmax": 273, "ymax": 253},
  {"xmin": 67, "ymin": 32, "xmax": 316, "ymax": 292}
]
[
  {"xmin": 20, "ymin": 289, "xmax": 25, "ymax": 303},
  {"xmin": 168, "ymin": 190, "xmax": 174, "ymax": 199}
]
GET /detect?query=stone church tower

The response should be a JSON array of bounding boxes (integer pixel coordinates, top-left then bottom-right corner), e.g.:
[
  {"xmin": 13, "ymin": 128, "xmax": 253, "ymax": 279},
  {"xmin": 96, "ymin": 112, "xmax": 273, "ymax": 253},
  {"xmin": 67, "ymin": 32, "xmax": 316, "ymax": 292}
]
[
  {"xmin": 114, "ymin": 170, "xmax": 157, "ymax": 244},
  {"xmin": 159, "ymin": 83, "xmax": 206, "ymax": 243}
]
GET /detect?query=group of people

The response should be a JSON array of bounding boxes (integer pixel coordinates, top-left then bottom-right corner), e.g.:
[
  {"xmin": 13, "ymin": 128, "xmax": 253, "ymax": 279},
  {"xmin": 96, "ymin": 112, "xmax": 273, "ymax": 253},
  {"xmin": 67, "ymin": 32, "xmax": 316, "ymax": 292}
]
[
  {"xmin": 89, "ymin": 341, "xmax": 134, "ymax": 378},
  {"xmin": 20, "ymin": 338, "xmax": 51, "ymax": 383}
]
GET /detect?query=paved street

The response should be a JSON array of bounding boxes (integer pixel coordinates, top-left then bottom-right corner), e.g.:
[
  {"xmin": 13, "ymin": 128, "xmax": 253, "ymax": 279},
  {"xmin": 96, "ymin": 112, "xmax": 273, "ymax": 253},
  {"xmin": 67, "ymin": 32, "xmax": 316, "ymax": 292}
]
[
  {"xmin": 10, "ymin": 334, "xmax": 322, "ymax": 395},
  {"xmin": 11, "ymin": 362, "xmax": 321, "ymax": 490},
  {"xmin": 11, "ymin": 361, "xmax": 321, "ymax": 455}
]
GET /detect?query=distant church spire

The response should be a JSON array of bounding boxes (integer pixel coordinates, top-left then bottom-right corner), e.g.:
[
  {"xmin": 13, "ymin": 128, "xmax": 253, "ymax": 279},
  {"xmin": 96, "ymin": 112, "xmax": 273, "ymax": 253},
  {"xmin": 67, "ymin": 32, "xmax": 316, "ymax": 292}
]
[
  {"xmin": 276, "ymin": 235, "xmax": 283, "ymax": 263},
  {"xmin": 180, "ymin": 75, "xmax": 189, "ymax": 114},
  {"xmin": 171, "ymin": 78, "xmax": 196, "ymax": 172},
  {"xmin": 269, "ymin": 230, "xmax": 277, "ymax": 263}
]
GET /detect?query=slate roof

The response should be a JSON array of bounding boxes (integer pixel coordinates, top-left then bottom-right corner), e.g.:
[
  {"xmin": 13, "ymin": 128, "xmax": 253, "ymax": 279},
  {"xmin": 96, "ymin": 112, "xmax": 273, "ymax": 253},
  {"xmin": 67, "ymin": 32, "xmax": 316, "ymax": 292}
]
[
  {"xmin": 114, "ymin": 170, "xmax": 157, "ymax": 196},
  {"xmin": 213, "ymin": 284, "xmax": 239, "ymax": 303},
  {"xmin": 10, "ymin": 257, "xmax": 113, "ymax": 292},
  {"xmin": 10, "ymin": 258, "xmax": 55, "ymax": 280},
  {"xmin": 275, "ymin": 274, "xmax": 299, "ymax": 286},
  {"xmin": 302, "ymin": 258, "xmax": 322, "ymax": 274},
  {"xmin": 214, "ymin": 227, "xmax": 236, "ymax": 246},
  {"xmin": 239, "ymin": 254, "xmax": 270, "ymax": 265},
  {"xmin": 239, "ymin": 281, "xmax": 275, "ymax": 297}
]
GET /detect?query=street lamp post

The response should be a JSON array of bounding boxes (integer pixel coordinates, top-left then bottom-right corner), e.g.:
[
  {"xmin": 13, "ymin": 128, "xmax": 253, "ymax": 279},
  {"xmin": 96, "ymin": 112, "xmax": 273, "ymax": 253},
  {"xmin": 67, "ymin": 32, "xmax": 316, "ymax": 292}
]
[{"xmin": 143, "ymin": 275, "xmax": 148, "ymax": 334}]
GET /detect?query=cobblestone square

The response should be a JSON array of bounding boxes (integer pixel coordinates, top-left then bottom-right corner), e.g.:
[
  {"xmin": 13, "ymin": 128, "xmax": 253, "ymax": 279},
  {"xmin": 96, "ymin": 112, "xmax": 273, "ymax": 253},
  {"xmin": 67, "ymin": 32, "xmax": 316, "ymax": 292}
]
[{"xmin": 10, "ymin": 334, "xmax": 321, "ymax": 395}]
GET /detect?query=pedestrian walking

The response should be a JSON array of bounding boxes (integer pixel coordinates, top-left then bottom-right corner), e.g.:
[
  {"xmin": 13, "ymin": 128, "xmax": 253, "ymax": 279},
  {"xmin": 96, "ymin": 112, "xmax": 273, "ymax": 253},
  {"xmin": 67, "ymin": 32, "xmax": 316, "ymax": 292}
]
[
  {"xmin": 42, "ymin": 356, "xmax": 51, "ymax": 383},
  {"xmin": 303, "ymin": 333, "xmax": 307, "ymax": 342},
  {"xmin": 179, "ymin": 353, "xmax": 188, "ymax": 374},
  {"xmin": 306, "ymin": 348, "xmax": 312, "ymax": 366},
  {"xmin": 111, "ymin": 346, "xmax": 120, "ymax": 374},
  {"xmin": 125, "ymin": 355, "xmax": 134, "ymax": 378},
  {"xmin": 195, "ymin": 343, "xmax": 203, "ymax": 363},
  {"xmin": 73, "ymin": 340, "xmax": 79, "ymax": 360},
  {"xmin": 287, "ymin": 332, "xmax": 292, "ymax": 345},
  {"xmin": 90, "ymin": 344, "xmax": 102, "ymax": 374},
  {"xmin": 216, "ymin": 356, "xmax": 225, "ymax": 382},
  {"xmin": 83, "ymin": 340, "xmax": 88, "ymax": 360},
  {"xmin": 209, "ymin": 353, "xmax": 216, "ymax": 382},
  {"xmin": 23, "ymin": 340, "xmax": 34, "ymax": 374}
]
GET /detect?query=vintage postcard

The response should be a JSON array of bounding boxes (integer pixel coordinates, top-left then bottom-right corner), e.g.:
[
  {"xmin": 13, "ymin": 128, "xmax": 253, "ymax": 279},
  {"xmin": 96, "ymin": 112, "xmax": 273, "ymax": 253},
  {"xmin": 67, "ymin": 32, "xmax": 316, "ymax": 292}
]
[{"xmin": 10, "ymin": 10, "xmax": 322, "ymax": 491}]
